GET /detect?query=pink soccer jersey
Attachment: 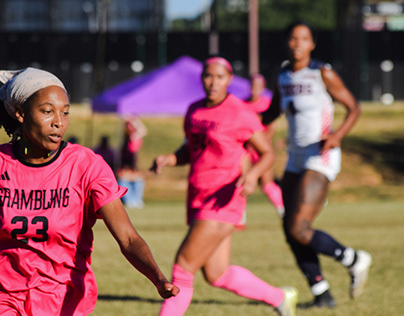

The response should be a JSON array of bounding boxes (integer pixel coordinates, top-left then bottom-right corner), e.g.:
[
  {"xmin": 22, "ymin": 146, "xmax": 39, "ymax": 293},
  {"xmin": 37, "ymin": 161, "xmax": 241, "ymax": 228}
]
[
  {"xmin": 184, "ymin": 94, "xmax": 264, "ymax": 224},
  {"xmin": 0, "ymin": 142, "xmax": 127, "ymax": 315}
]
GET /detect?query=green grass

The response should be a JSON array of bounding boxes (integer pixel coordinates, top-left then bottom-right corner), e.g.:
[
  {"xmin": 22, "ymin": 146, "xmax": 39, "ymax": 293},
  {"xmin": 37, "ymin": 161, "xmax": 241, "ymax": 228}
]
[{"xmin": 90, "ymin": 199, "xmax": 404, "ymax": 315}]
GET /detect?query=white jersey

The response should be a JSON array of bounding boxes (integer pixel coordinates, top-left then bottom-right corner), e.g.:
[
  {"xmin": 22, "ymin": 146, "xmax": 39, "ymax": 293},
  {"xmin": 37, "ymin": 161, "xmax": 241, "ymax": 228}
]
[{"xmin": 278, "ymin": 60, "xmax": 334, "ymax": 150}]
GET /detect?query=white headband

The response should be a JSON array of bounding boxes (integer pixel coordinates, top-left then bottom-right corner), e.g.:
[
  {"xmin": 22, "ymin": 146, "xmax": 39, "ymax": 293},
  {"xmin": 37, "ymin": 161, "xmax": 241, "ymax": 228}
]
[{"xmin": 0, "ymin": 67, "xmax": 66, "ymax": 119}]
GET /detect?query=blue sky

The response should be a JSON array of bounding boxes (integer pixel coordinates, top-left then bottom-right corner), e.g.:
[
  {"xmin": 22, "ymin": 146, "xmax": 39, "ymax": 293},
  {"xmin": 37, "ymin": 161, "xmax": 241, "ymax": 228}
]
[{"xmin": 166, "ymin": 0, "xmax": 213, "ymax": 20}]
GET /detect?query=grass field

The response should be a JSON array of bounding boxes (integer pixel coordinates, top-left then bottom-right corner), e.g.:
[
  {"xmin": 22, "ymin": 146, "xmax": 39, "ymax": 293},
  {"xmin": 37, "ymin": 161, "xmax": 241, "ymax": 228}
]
[
  {"xmin": 90, "ymin": 199, "xmax": 404, "ymax": 316},
  {"xmin": 88, "ymin": 102, "xmax": 403, "ymax": 315},
  {"xmin": 0, "ymin": 102, "xmax": 403, "ymax": 315}
]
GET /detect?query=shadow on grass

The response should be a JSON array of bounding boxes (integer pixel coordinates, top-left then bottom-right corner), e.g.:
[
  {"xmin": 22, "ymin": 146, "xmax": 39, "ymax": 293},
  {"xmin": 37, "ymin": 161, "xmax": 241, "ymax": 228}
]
[
  {"xmin": 98, "ymin": 294, "xmax": 260, "ymax": 306},
  {"xmin": 98, "ymin": 295, "xmax": 161, "ymax": 303},
  {"xmin": 343, "ymin": 134, "xmax": 404, "ymax": 182}
]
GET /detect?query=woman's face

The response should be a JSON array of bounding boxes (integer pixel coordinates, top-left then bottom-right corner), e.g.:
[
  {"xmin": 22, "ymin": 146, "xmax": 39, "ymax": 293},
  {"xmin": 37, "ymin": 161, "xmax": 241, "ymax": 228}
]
[
  {"xmin": 251, "ymin": 77, "xmax": 266, "ymax": 98},
  {"xmin": 202, "ymin": 63, "xmax": 233, "ymax": 105},
  {"xmin": 17, "ymin": 86, "xmax": 70, "ymax": 155},
  {"xmin": 287, "ymin": 25, "xmax": 315, "ymax": 62}
]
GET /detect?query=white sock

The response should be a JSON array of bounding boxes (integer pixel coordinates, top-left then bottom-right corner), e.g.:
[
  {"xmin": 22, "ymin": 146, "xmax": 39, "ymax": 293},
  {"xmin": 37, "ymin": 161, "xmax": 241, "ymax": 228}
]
[
  {"xmin": 341, "ymin": 247, "xmax": 355, "ymax": 267},
  {"xmin": 311, "ymin": 280, "xmax": 330, "ymax": 296}
]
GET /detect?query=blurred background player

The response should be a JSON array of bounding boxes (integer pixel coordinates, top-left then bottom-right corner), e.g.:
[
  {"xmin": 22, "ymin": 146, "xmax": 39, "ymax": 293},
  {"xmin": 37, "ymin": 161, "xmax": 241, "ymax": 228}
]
[
  {"xmin": 0, "ymin": 67, "xmax": 178, "ymax": 315},
  {"xmin": 120, "ymin": 116, "xmax": 147, "ymax": 172},
  {"xmin": 117, "ymin": 116, "xmax": 147, "ymax": 209},
  {"xmin": 150, "ymin": 56, "xmax": 297, "ymax": 316},
  {"xmin": 94, "ymin": 135, "xmax": 115, "ymax": 172},
  {"xmin": 244, "ymin": 73, "xmax": 285, "ymax": 217},
  {"xmin": 262, "ymin": 21, "xmax": 372, "ymax": 309}
]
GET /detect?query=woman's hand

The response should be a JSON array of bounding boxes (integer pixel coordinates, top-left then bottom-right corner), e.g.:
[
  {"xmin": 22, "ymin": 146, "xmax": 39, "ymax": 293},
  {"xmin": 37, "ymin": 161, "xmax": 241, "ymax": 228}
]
[
  {"xmin": 149, "ymin": 154, "xmax": 177, "ymax": 174},
  {"xmin": 237, "ymin": 171, "xmax": 259, "ymax": 197},
  {"xmin": 156, "ymin": 280, "xmax": 180, "ymax": 299},
  {"xmin": 149, "ymin": 144, "xmax": 190, "ymax": 174},
  {"xmin": 320, "ymin": 132, "xmax": 341, "ymax": 154}
]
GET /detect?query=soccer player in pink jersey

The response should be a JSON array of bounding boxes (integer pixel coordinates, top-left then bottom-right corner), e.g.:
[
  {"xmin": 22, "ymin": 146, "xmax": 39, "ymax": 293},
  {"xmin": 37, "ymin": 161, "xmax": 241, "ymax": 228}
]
[
  {"xmin": 244, "ymin": 73, "xmax": 285, "ymax": 218},
  {"xmin": 0, "ymin": 68, "xmax": 179, "ymax": 315},
  {"xmin": 150, "ymin": 56, "xmax": 298, "ymax": 316},
  {"xmin": 262, "ymin": 22, "xmax": 371, "ymax": 309}
]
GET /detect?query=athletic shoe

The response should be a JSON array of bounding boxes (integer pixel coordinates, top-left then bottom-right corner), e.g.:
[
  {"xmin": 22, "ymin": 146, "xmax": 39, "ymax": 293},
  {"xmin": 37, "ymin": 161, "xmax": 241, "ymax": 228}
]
[
  {"xmin": 276, "ymin": 206, "xmax": 285, "ymax": 218},
  {"xmin": 349, "ymin": 250, "xmax": 372, "ymax": 299},
  {"xmin": 298, "ymin": 290, "xmax": 336, "ymax": 309},
  {"xmin": 275, "ymin": 286, "xmax": 298, "ymax": 316}
]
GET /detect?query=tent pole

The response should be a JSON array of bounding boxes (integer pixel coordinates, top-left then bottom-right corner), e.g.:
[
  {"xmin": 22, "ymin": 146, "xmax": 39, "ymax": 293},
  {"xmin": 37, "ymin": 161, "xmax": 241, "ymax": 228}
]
[{"xmin": 249, "ymin": 0, "xmax": 259, "ymax": 75}]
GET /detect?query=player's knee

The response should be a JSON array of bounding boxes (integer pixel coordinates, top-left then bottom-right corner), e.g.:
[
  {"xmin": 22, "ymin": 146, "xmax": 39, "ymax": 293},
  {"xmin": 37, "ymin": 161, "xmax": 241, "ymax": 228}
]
[
  {"xmin": 202, "ymin": 270, "xmax": 221, "ymax": 286},
  {"xmin": 175, "ymin": 256, "xmax": 199, "ymax": 276},
  {"xmin": 204, "ymin": 274, "xmax": 217, "ymax": 286},
  {"xmin": 287, "ymin": 220, "xmax": 312, "ymax": 245}
]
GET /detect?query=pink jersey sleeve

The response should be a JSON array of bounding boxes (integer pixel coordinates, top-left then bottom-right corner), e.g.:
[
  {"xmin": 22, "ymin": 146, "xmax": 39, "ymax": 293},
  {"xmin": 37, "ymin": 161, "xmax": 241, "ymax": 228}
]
[{"xmin": 85, "ymin": 155, "xmax": 127, "ymax": 213}]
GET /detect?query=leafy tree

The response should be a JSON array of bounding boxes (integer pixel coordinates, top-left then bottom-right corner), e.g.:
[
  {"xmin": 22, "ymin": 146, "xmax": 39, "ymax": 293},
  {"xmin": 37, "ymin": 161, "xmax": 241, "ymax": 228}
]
[
  {"xmin": 170, "ymin": 0, "xmax": 337, "ymax": 31},
  {"xmin": 258, "ymin": 0, "xmax": 337, "ymax": 30}
]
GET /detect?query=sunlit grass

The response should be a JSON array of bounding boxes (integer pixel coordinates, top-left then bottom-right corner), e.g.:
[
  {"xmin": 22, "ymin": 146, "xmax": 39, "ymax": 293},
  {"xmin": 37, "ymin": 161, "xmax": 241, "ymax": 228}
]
[{"xmin": 91, "ymin": 199, "xmax": 404, "ymax": 315}]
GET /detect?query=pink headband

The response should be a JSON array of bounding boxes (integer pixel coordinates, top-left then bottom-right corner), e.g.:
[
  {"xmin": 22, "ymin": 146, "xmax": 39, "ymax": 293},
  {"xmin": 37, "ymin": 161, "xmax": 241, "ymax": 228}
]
[{"xmin": 204, "ymin": 57, "xmax": 233, "ymax": 74}]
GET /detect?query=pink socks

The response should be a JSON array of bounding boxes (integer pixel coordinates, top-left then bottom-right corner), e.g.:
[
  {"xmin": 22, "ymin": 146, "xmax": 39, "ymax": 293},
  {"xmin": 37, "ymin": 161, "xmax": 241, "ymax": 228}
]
[
  {"xmin": 159, "ymin": 264, "xmax": 194, "ymax": 316},
  {"xmin": 262, "ymin": 182, "xmax": 284, "ymax": 216},
  {"xmin": 211, "ymin": 265, "xmax": 284, "ymax": 307},
  {"xmin": 159, "ymin": 264, "xmax": 284, "ymax": 315}
]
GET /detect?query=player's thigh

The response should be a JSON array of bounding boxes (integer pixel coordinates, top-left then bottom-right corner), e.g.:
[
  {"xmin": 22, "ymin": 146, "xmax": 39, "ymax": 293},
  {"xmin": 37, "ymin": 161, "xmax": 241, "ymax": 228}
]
[
  {"xmin": 281, "ymin": 171, "xmax": 301, "ymax": 211},
  {"xmin": 176, "ymin": 220, "xmax": 234, "ymax": 274},
  {"xmin": 290, "ymin": 169, "xmax": 329, "ymax": 225},
  {"xmin": 283, "ymin": 170, "xmax": 328, "ymax": 221},
  {"xmin": 297, "ymin": 169, "xmax": 329, "ymax": 206}
]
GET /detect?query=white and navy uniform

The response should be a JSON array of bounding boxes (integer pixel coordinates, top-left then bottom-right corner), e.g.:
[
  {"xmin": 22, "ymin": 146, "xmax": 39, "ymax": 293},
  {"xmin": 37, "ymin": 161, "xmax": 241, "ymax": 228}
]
[{"xmin": 278, "ymin": 60, "xmax": 341, "ymax": 181}]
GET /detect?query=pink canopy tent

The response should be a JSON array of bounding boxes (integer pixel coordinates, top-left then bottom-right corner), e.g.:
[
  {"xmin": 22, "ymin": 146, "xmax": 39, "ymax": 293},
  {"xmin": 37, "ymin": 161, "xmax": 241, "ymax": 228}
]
[{"xmin": 91, "ymin": 55, "xmax": 272, "ymax": 116}]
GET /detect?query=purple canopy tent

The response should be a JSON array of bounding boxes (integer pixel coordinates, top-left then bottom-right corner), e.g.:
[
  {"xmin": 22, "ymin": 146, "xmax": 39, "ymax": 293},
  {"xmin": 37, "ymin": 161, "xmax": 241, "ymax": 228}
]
[{"xmin": 91, "ymin": 55, "xmax": 272, "ymax": 116}]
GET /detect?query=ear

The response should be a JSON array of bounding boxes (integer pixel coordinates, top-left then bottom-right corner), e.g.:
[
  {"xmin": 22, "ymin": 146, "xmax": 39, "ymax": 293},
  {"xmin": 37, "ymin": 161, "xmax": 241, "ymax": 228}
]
[{"xmin": 14, "ymin": 105, "xmax": 25, "ymax": 124}]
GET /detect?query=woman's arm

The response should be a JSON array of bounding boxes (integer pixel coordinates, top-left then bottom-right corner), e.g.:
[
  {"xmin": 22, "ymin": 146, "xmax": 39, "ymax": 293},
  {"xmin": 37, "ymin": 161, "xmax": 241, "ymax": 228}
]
[
  {"xmin": 238, "ymin": 130, "xmax": 274, "ymax": 196},
  {"xmin": 261, "ymin": 79, "xmax": 281, "ymax": 126},
  {"xmin": 321, "ymin": 67, "xmax": 361, "ymax": 152},
  {"xmin": 99, "ymin": 199, "xmax": 180, "ymax": 299},
  {"xmin": 132, "ymin": 117, "xmax": 148, "ymax": 139},
  {"xmin": 149, "ymin": 143, "xmax": 190, "ymax": 174}
]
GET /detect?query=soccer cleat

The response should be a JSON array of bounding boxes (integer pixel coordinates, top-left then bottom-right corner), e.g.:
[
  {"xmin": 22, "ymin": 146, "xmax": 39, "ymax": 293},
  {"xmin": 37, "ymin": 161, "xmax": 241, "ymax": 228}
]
[
  {"xmin": 298, "ymin": 290, "xmax": 336, "ymax": 309},
  {"xmin": 275, "ymin": 286, "xmax": 298, "ymax": 316},
  {"xmin": 276, "ymin": 206, "xmax": 285, "ymax": 218},
  {"xmin": 349, "ymin": 250, "xmax": 372, "ymax": 299}
]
